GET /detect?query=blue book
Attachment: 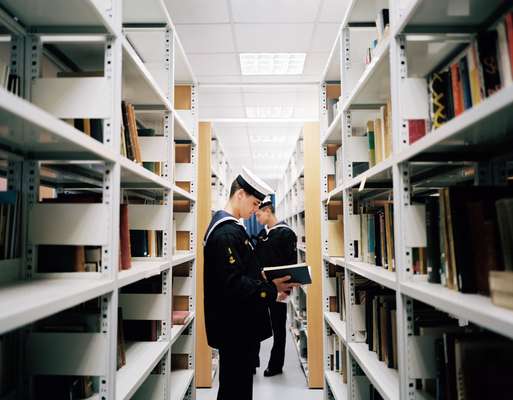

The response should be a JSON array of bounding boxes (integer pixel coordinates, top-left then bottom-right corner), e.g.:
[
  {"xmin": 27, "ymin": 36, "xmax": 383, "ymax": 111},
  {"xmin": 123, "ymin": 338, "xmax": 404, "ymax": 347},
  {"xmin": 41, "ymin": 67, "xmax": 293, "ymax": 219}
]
[{"xmin": 368, "ymin": 214, "xmax": 376, "ymax": 263}]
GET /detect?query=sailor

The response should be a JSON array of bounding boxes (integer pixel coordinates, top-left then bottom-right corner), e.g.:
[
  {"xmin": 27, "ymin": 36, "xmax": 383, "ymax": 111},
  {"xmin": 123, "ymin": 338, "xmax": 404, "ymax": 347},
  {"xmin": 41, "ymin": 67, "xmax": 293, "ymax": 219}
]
[
  {"xmin": 254, "ymin": 196, "xmax": 298, "ymax": 377},
  {"xmin": 203, "ymin": 167, "xmax": 299, "ymax": 400}
]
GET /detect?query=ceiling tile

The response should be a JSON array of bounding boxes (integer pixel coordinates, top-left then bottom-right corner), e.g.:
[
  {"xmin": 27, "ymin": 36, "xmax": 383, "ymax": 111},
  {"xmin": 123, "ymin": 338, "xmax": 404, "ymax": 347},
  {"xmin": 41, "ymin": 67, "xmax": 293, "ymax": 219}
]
[
  {"xmin": 187, "ymin": 54, "xmax": 240, "ymax": 76},
  {"xmin": 310, "ymin": 24, "xmax": 340, "ymax": 52},
  {"xmin": 164, "ymin": 0, "xmax": 230, "ymax": 23},
  {"xmin": 200, "ymin": 106, "xmax": 247, "ymax": 119},
  {"xmin": 230, "ymin": 0, "xmax": 322, "ymax": 23},
  {"xmin": 243, "ymin": 91, "xmax": 297, "ymax": 106},
  {"xmin": 318, "ymin": 0, "xmax": 351, "ymax": 23},
  {"xmin": 200, "ymin": 91, "xmax": 244, "ymax": 107},
  {"xmin": 175, "ymin": 24, "xmax": 235, "ymax": 53},
  {"xmin": 234, "ymin": 24, "xmax": 314, "ymax": 53}
]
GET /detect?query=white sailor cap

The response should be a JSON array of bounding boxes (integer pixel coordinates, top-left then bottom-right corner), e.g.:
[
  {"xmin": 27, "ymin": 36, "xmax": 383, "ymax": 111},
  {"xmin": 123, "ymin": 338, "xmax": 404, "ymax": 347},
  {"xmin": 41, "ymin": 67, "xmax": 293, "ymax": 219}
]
[
  {"xmin": 236, "ymin": 167, "xmax": 273, "ymax": 201},
  {"xmin": 259, "ymin": 195, "xmax": 273, "ymax": 209}
]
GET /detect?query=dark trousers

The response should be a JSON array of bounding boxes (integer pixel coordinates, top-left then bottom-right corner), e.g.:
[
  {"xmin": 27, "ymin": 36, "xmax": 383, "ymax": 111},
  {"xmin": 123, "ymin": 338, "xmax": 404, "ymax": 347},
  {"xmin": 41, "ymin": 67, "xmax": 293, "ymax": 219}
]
[
  {"xmin": 267, "ymin": 301, "xmax": 287, "ymax": 370},
  {"xmin": 218, "ymin": 343, "xmax": 259, "ymax": 400}
]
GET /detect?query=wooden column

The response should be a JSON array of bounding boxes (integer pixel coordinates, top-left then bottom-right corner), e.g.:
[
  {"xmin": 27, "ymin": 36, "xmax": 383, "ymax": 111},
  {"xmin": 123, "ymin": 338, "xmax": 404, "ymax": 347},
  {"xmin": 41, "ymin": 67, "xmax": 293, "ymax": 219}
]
[
  {"xmin": 195, "ymin": 121, "xmax": 213, "ymax": 387},
  {"xmin": 304, "ymin": 122, "xmax": 324, "ymax": 389}
]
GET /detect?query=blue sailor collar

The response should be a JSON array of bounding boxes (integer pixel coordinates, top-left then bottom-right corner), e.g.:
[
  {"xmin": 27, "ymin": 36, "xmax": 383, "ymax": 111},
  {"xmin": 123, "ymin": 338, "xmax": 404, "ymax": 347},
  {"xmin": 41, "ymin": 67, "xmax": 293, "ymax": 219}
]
[
  {"xmin": 266, "ymin": 220, "xmax": 293, "ymax": 234},
  {"xmin": 203, "ymin": 210, "xmax": 247, "ymax": 246}
]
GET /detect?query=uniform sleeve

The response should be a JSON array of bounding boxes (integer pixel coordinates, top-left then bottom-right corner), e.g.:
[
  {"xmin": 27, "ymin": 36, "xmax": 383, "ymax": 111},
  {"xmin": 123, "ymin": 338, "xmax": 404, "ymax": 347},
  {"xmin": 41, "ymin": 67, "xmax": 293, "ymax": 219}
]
[
  {"xmin": 213, "ymin": 233, "xmax": 278, "ymax": 305},
  {"xmin": 280, "ymin": 229, "xmax": 298, "ymax": 265}
]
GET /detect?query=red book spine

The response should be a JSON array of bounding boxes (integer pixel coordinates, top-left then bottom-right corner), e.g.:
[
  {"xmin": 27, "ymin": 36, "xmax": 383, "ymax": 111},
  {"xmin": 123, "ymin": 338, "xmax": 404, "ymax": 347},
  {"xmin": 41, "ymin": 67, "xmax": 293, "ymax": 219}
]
[
  {"xmin": 408, "ymin": 119, "xmax": 427, "ymax": 144},
  {"xmin": 505, "ymin": 13, "xmax": 513, "ymax": 77},
  {"xmin": 450, "ymin": 63, "xmax": 464, "ymax": 116},
  {"xmin": 119, "ymin": 204, "xmax": 132, "ymax": 270}
]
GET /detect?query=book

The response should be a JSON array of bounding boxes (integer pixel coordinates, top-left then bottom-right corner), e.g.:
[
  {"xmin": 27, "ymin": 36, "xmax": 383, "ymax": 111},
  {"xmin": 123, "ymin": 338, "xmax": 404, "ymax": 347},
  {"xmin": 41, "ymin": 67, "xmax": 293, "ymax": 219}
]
[
  {"xmin": 459, "ymin": 55, "xmax": 472, "ymax": 110},
  {"xmin": 506, "ymin": 12, "xmax": 513, "ymax": 77},
  {"xmin": 408, "ymin": 119, "xmax": 426, "ymax": 144},
  {"xmin": 497, "ymin": 20, "xmax": 513, "ymax": 87},
  {"xmin": 263, "ymin": 263, "xmax": 312, "ymax": 285},
  {"xmin": 450, "ymin": 62, "xmax": 464, "ymax": 116},
  {"xmin": 496, "ymin": 199, "xmax": 513, "ymax": 271},
  {"xmin": 477, "ymin": 30, "xmax": 502, "ymax": 97},
  {"xmin": 426, "ymin": 197, "xmax": 441, "ymax": 283},
  {"xmin": 367, "ymin": 121, "xmax": 376, "ymax": 167},
  {"xmin": 172, "ymin": 310, "xmax": 191, "ymax": 325},
  {"xmin": 467, "ymin": 44, "xmax": 484, "ymax": 106},
  {"xmin": 119, "ymin": 204, "xmax": 132, "ymax": 270}
]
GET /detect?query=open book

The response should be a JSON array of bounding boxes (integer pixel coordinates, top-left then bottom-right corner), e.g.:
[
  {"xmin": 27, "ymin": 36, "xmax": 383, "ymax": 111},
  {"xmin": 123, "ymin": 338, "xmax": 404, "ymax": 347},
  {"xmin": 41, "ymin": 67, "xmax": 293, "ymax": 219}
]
[{"xmin": 263, "ymin": 263, "xmax": 312, "ymax": 285}]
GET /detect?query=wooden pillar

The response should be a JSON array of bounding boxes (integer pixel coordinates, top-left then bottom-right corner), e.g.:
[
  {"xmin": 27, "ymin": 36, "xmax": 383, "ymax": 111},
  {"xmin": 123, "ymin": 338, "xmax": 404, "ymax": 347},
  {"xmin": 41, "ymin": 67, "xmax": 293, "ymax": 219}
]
[
  {"xmin": 195, "ymin": 121, "xmax": 213, "ymax": 387},
  {"xmin": 304, "ymin": 122, "xmax": 324, "ymax": 389}
]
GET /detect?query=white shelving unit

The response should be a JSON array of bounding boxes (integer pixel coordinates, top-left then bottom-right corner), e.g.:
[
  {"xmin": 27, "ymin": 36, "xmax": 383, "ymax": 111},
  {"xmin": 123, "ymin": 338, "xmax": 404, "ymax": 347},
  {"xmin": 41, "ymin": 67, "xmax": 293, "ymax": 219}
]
[
  {"xmin": 0, "ymin": 1, "xmax": 198, "ymax": 399},
  {"xmin": 210, "ymin": 131, "xmax": 232, "ymax": 212},
  {"xmin": 321, "ymin": 1, "xmax": 513, "ymax": 400}
]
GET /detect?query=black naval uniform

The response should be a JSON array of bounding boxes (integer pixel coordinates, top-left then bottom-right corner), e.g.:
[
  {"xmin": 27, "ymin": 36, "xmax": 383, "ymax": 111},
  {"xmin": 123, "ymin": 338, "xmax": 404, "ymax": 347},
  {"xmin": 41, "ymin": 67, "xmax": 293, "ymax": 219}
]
[
  {"xmin": 204, "ymin": 210, "xmax": 278, "ymax": 400},
  {"xmin": 255, "ymin": 221, "xmax": 298, "ymax": 372}
]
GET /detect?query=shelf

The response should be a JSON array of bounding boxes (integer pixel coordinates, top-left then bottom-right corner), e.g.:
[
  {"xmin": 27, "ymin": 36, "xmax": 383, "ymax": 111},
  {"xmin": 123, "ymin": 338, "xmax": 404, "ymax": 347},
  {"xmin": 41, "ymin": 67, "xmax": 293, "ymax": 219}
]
[
  {"xmin": 170, "ymin": 312, "xmax": 195, "ymax": 346},
  {"xmin": 0, "ymin": 89, "xmax": 116, "ymax": 161},
  {"xmin": 345, "ymin": 261, "xmax": 397, "ymax": 290},
  {"xmin": 342, "ymin": 0, "xmax": 387, "ymax": 26},
  {"xmin": 277, "ymin": 165, "xmax": 304, "ymax": 207},
  {"xmin": 297, "ymin": 244, "xmax": 306, "ymax": 253},
  {"xmin": 173, "ymin": 185, "xmax": 196, "ymax": 201},
  {"xmin": 172, "ymin": 252, "xmax": 195, "ymax": 267},
  {"xmin": 174, "ymin": 111, "xmax": 196, "ymax": 144},
  {"xmin": 348, "ymin": 342, "xmax": 399, "ymax": 400},
  {"xmin": 120, "ymin": 156, "xmax": 172, "ymax": 190},
  {"xmin": 0, "ymin": 277, "xmax": 114, "ymax": 335},
  {"xmin": 118, "ymin": 260, "xmax": 170, "ymax": 288},
  {"xmin": 396, "ymin": 0, "xmax": 507, "ymax": 35},
  {"xmin": 343, "ymin": 37, "xmax": 390, "ymax": 110},
  {"xmin": 342, "ymin": 157, "xmax": 394, "ymax": 191},
  {"xmin": 283, "ymin": 207, "xmax": 305, "ymax": 221},
  {"xmin": 400, "ymin": 278, "xmax": 513, "ymax": 340},
  {"xmin": 169, "ymin": 369, "xmax": 194, "ymax": 400},
  {"xmin": 323, "ymin": 112, "xmax": 342, "ymax": 145},
  {"xmin": 323, "ymin": 255, "xmax": 345, "ymax": 267},
  {"xmin": 325, "ymin": 371, "xmax": 348, "ymax": 400},
  {"xmin": 290, "ymin": 327, "xmax": 309, "ymax": 379},
  {"xmin": 396, "ymin": 84, "xmax": 513, "ymax": 164},
  {"xmin": 0, "ymin": 0, "xmax": 117, "ymax": 34},
  {"xmin": 323, "ymin": 185, "xmax": 344, "ymax": 202},
  {"xmin": 324, "ymin": 312, "xmax": 347, "ymax": 343},
  {"xmin": 116, "ymin": 341, "xmax": 170, "ymax": 400},
  {"xmin": 322, "ymin": 31, "xmax": 341, "ymax": 82},
  {"xmin": 122, "ymin": 36, "xmax": 172, "ymax": 109}
]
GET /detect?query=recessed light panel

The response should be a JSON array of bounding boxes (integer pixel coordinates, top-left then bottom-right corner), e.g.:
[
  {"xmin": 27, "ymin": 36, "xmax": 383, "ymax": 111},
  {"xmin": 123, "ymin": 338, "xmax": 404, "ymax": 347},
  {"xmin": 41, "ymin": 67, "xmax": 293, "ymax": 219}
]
[{"xmin": 240, "ymin": 53, "xmax": 306, "ymax": 75}]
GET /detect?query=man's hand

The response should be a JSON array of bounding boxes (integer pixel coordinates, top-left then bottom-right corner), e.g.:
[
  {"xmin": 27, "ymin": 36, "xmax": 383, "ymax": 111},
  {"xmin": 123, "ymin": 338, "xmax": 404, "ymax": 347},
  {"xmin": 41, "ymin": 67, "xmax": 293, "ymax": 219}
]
[
  {"xmin": 272, "ymin": 275, "xmax": 300, "ymax": 293},
  {"xmin": 277, "ymin": 291, "xmax": 289, "ymax": 302}
]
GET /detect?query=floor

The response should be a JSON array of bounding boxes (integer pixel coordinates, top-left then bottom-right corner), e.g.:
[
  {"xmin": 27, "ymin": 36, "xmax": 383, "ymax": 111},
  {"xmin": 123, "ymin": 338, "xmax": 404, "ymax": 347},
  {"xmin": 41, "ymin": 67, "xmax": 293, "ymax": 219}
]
[{"xmin": 196, "ymin": 329, "xmax": 323, "ymax": 400}]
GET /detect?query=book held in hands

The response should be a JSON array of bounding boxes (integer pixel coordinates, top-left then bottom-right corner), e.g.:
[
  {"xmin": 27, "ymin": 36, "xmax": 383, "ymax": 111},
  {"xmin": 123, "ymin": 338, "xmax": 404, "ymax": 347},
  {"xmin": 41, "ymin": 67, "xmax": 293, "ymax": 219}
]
[{"xmin": 263, "ymin": 263, "xmax": 312, "ymax": 285}]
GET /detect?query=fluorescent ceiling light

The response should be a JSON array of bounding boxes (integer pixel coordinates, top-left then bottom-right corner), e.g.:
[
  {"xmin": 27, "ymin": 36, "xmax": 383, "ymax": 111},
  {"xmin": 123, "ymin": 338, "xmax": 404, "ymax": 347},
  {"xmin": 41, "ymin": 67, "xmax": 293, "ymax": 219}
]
[
  {"xmin": 249, "ymin": 135, "xmax": 287, "ymax": 144},
  {"xmin": 246, "ymin": 106, "xmax": 294, "ymax": 119},
  {"xmin": 240, "ymin": 53, "xmax": 306, "ymax": 75}
]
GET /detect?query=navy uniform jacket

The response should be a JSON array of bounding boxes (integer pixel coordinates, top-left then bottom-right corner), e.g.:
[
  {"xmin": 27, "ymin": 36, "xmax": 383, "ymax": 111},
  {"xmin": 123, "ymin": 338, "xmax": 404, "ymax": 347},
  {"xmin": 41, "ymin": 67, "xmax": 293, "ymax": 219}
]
[
  {"xmin": 203, "ymin": 210, "xmax": 277, "ymax": 349},
  {"xmin": 255, "ymin": 221, "xmax": 297, "ymax": 269}
]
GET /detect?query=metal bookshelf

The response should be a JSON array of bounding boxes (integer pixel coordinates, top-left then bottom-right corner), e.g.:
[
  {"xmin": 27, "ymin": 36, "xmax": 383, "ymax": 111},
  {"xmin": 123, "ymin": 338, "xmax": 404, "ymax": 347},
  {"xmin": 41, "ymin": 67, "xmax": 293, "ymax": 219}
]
[
  {"xmin": 0, "ymin": 1, "xmax": 198, "ymax": 399},
  {"xmin": 321, "ymin": 1, "xmax": 513, "ymax": 400},
  {"xmin": 277, "ymin": 124, "xmax": 324, "ymax": 389}
]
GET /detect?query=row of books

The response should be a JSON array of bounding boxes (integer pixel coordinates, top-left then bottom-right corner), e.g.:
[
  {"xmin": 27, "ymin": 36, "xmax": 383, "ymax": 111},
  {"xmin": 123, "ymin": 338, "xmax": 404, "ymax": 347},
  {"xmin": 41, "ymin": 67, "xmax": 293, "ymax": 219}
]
[
  {"xmin": 0, "ymin": 191, "xmax": 21, "ymax": 260},
  {"xmin": 0, "ymin": 63, "xmax": 21, "ymax": 96},
  {"xmin": 364, "ymin": 9, "xmax": 390, "ymax": 66},
  {"xmin": 357, "ymin": 201, "xmax": 395, "ymax": 272},
  {"xmin": 328, "ymin": 265, "xmax": 346, "ymax": 321},
  {"xmin": 365, "ymin": 98, "xmax": 392, "ymax": 169},
  {"xmin": 355, "ymin": 280, "xmax": 398, "ymax": 370},
  {"xmin": 428, "ymin": 12, "xmax": 513, "ymax": 131},
  {"xmin": 412, "ymin": 301, "xmax": 513, "ymax": 400},
  {"xmin": 328, "ymin": 332, "xmax": 347, "ymax": 384},
  {"xmin": 423, "ymin": 187, "xmax": 513, "ymax": 297}
]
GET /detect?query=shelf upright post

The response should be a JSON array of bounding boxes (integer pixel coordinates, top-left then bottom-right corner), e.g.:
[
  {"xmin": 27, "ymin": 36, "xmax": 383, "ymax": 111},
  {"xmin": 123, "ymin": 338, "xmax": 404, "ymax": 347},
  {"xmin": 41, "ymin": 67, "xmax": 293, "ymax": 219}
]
[{"xmin": 390, "ymin": 0, "xmax": 415, "ymax": 394}]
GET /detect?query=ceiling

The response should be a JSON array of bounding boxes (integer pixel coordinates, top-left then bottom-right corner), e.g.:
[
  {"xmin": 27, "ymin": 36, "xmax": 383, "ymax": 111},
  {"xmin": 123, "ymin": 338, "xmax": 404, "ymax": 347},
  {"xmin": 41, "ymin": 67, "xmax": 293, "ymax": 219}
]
[{"xmin": 166, "ymin": 0, "xmax": 349, "ymax": 186}]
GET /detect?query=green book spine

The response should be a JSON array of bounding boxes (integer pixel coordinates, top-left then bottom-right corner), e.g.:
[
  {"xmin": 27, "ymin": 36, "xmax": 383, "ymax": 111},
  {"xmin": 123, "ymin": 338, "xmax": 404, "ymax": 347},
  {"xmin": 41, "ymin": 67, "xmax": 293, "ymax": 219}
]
[{"xmin": 368, "ymin": 131, "xmax": 376, "ymax": 167}]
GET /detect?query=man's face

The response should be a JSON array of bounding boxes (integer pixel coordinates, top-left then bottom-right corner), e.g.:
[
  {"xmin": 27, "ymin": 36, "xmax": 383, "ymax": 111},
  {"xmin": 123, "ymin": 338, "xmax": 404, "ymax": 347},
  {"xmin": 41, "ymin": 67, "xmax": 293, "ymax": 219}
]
[
  {"xmin": 255, "ymin": 208, "xmax": 269, "ymax": 225},
  {"xmin": 238, "ymin": 190, "xmax": 261, "ymax": 219}
]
